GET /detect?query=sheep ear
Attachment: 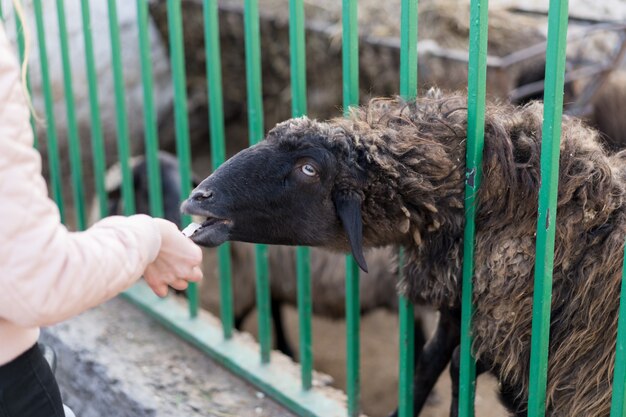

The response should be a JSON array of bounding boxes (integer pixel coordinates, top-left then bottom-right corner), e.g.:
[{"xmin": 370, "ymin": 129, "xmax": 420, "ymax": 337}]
[
  {"xmin": 107, "ymin": 185, "xmax": 122, "ymax": 217},
  {"xmin": 334, "ymin": 193, "xmax": 368, "ymax": 273}
]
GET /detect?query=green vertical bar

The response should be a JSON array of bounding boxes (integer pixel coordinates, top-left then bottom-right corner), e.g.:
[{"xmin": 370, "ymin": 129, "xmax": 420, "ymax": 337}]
[
  {"xmin": 202, "ymin": 0, "xmax": 234, "ymax": 339},
  {"xmin": 254, "ymin": 244, "xmax": 271, "ymax": 363},
  {"xmin": 342, "ymin": 0, "xmax": 358, "ymax": 111},
  {"xmin": 528, "ymin": 1, "xmax": 569, "ymax": 416},
  {"xmin": 296, "ymin": 246, "xmax": 312, "ymax": 387},
  {"xmin": 243, "ymin": 0, "xmax": 265, "ymax": 141},
  {"xmin": 166, "ymin": 0, "xmax": 198, "ymax": 316},
  {"xmin": 610, "ymin": 250, "xmax": 626, "ymax": 417},
  {"xmin": 14, "ymin": 6, "xmax": 38, "ymax": 150},
  {"xmin": 289, "ymin": 0, "xmax": 307, "ymax": 117},
  {"xmin": 107, "ymin": 0, "xmax": 135, "ymax": 216},
  {"xmin": 243, "ymin": 0, "xmax": 271, "ymax": 365},
  {"xmin": 342, "ymin": 1, "xmax": 359, "ymax": 414},
  {"xmin": 345, "ymin": 258, "xmax": 360, "ymax": 417},
  {"xmin": 0, "ymin": 1, "xmax": 4, "ymax": 20},
  {"xmin": 398, "ymin": 0, "xmax": 417, "ymax": 415},
  {"xmin": 399, "ymin": 0, "xmax": 417, "ymax": 100},
  {"xmin": 289, "ymin": 0, "xmax": 312, "ymax": 391},
  {"xmin": 398, "ymin": 294, "xmax": 414, "ymax": 417},
  {"xmin": 56, "ymin": 0, "xmax": 86, "ymax": 231},
  {"xmin": 34, "ymin": 0, "xmax": 65, "ymax": 223},
  {"xmin": 80, "ymin": 0, "xmax": 108, "ymax": 219},
  {"xmin": 216, "ymin": 242, "xmax": 234, "ymax": 338},
  {"xmin": 136, "ymin": 0, "xmax": 164, "ymax": 219},
  {"xmin": 459, "ymin": 0, "xmax": 489, "ymax": 416}
]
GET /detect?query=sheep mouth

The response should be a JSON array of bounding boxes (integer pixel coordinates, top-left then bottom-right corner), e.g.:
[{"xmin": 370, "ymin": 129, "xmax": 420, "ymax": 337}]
[
  {"xmin": 189, "ymin": 216, "xmax": 233, "ymax": 247},
  {"xmin": 200, "ymin": 216, "xmax": 230, "ymax": 228}
]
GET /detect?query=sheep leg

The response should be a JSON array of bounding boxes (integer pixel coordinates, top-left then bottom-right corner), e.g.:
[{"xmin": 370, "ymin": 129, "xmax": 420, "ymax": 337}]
[
  {"xmin": 271, "ymin": 298, "xmax": 295, "ymax": 358},
  {"xmin": 449, "ymin": 349, "xmax": 524, "ymax": 417},
  {"xmin": 413, "ymin": 315, "xmax": 427, "ymax": 359},
  {"xmin": 387, "ymin": 308, "xmax": 460, "ymax": 417},
  {"xmin": 449, "ymin": 345, "xmax": 488, "ymax": 417},
  {"xmin": 497, "ymin": 380, "xmax": 526, "ymax": 417},
  {"xmin": 234, "ymin": 304, "xmax": 255, "ymax": 331}
]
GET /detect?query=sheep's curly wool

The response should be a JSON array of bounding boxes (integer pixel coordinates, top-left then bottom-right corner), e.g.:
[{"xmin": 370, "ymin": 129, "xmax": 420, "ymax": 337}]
[{"xmin": 269, "ymin": 91, "xmax": 626, "ymax": 416}]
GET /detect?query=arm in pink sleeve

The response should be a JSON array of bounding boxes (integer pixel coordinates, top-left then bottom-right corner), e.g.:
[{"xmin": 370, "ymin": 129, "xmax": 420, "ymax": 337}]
[
  {"xmin": 0, "ymin": 23, "xmax": 162, "ymax": 327},
  {"xmin": 0, "ymin": 213, "xmax": 162, "ymax": 327}
]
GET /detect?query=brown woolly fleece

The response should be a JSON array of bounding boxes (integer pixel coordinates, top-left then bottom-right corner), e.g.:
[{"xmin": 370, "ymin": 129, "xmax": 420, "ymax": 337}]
[{"xmin": 269, "ymin": 90, "xmax": 626, "ymax": 416}]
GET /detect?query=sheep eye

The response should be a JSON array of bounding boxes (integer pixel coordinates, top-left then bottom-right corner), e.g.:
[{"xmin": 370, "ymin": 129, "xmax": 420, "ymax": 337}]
[{"xmin": 301, "ymin": 164, "xmax": 317, "ymax": 177}]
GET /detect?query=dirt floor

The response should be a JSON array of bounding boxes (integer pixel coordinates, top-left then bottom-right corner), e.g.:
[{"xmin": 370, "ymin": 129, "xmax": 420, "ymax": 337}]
[{"xmin": 240, "ymin": 306, "xmax": 508, "ymax": 417}]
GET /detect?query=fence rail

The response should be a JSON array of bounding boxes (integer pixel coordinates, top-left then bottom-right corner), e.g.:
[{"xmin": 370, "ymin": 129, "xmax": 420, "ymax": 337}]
[{"xmin": 7, "ymin": 0, "xmax": 626, "ymax": 416}]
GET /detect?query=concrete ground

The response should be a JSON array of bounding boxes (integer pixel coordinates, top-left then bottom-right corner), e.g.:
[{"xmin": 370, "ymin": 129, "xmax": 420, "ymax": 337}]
[{"xmin": 41, "ymin": 297, "xmax": 296, "ymax": 417}]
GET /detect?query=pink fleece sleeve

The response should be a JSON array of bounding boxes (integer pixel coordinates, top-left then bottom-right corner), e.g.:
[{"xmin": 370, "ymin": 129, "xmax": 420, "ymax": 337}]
[{"xmin": 0, "ymin": 23, "xmax": 162, "ymax": 327}]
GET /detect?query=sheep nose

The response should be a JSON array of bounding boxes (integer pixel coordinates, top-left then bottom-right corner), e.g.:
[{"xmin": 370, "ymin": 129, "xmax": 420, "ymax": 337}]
[{"xmin": 190, "ymin": 189, "xmax": 214, "ymax": 202}]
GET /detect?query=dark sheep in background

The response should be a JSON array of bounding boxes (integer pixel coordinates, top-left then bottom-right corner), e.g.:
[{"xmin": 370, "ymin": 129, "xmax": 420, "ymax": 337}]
[
  {"xmin": 102, "ymin": 152, "xmax": 187, "ymax": 226},
  {"xmin": 96, "ymin": 152, "xmax": 432, "ymax": 361},
  {"xmin": 589, "ymin": 70, "xmax": 626, "ymax": 152},
  {"xmin": 183, "ymin": 90, "xmax": 626, "ymax": 417}
]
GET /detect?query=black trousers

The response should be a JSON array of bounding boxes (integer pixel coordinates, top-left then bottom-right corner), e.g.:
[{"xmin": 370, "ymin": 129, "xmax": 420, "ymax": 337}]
[{"xmin": 0, "ymin": 343, "xmax": 65, "ymax": 417}]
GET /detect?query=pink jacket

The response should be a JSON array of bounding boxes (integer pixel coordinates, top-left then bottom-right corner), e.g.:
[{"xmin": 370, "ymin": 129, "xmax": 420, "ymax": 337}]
[{"xmin": 0, "ymin": 24, "xmax": 162, "ymax": 365}]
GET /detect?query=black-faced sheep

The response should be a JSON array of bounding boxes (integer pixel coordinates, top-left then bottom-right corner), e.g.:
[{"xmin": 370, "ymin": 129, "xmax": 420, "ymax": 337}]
[
  {"xmin": 183, "ymin": 90, "xmax": 626, "ymax": 417},
  {"xmin": 98, "ymin": 152, "xmax": 431, "ymax": 362}
]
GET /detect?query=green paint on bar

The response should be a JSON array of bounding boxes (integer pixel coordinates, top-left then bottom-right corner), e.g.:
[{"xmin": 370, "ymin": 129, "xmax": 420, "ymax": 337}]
[
  {"xmin": 243, "ymin": 0, "xmax": 265, "ymax": 144},
  {"xmin": 289, "ymin": 0, "xmax": 313, "ymax": 391},
  {"xmin": 217, "ymin": 242, "xmax": 234, "ymax": 339},
  {"xmin": 56, "ymin": 0, "xmax": 86, "ymax": 230},
  {"xmin": 137, "ymin": 0, "xmax": 164, "ymax": 219},
  {"xmin": 399, "ymin": 0, "xmax": 418, "ymax": 101},
  {"xmin": 289, "ymin": 0, "xmax": 308, "ymax": 118},
  {"xmin": 610, "ymin": 247, "xmax": 626, "ymax": 417},
  {"xmin": 34, "ymin": 0, "xmax": 64, "ymax": 223},
  {"xmin": 254, "ymin": 243, "xmax": 271, "ymax": 364},
  {"xmin": 80, "ymin": 0, "xmax": 108, "ymax": 219},
  {"xmin": 398, "ymin": 295, "xmax": 415, "ymax": 417},
  {"xmin": 398, "ymin": 0, "xmax": 417, "ymax": 415},
  {"xmin": 459, "ymin": 0, "xmax": 489, "ymax": 415},
  {"xmin": 203, "ymin": 0, "xmax": 234, "ymax": 340},
  {"xmin": 296, "ymin": 246, "xmax": 313, "ymax": 390},
  {"xmin": 107, "ymin": 0, "xmax": 135, "ymax": 217},
  {"xmin": 345, "ymin": 257, "xmax": 360, "ymax": 417},
  {"xmin": 166, "ymin": 0, "xmax": 198, "ymax": 317},
  {"xmin": 342, "ymin": 0, "xmax": 360, "ymax": 414},
  {"xmin": 342, "ymin": 0, "xmax": 359, "ymax": 112},
  {"xmin": 243, "ymin": 0, "xmax": 272, "ymax": 365},
  {"xmin": 528, "ymin": 1, "xmax": 569, "ymax": 416}
]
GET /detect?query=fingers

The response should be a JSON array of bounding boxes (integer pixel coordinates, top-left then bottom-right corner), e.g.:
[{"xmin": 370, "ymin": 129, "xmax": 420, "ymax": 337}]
[
  {"xmin": 169, "ymin": 279, "xmax": 189, "ymax": 291},
  {"xmin": 155, "ymin": 218, "xmax": 203, "ymax": 264},
  {"xmin": 148, "ymin": 276, "xmax": 194, "ymax": 296},
  {"xmin": 187, "ymin": 243, "xmax": 203, "ymax": 265},
  {"xmin": 144, "ymin": 218, "xmax": 204, "ymax": 299},
  {"xmin": 149, "ymin": 281, "xmax": 169, "ymax": 298},
  {"xmin": 166, "ymin": 266, "xmax": 202, "ymax": 288},
  {"xmin": 187, "ymin": 266, "xmax": 203, "ymax": 282}
]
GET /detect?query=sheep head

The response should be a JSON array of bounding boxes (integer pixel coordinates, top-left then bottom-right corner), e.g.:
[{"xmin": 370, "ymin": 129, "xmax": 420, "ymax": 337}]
[
  {"xmin": 183, "ymin": 96, "xmax": 470, "ymax": 274},
  {"xmin": 181, "ymin": 117, "xmax": 371, "ymax": 272}
]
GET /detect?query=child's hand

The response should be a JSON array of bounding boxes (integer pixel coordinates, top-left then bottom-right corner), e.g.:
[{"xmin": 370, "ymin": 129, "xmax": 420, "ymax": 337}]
[{"xmin": 144, "ymin": 218, "xmax": 203, "ymax": 297}]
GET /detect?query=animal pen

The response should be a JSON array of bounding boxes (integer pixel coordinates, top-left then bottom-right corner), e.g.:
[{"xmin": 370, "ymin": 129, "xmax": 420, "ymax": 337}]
[{"xmin": 4, "ymin": 0, "xmax": 626, "ymax": 416}]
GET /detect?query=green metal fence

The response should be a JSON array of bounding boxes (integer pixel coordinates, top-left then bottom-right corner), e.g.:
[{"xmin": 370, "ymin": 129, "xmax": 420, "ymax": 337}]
[{"xmin": 7, "ymin": 0, "xmax": 626, "ymax": 416}]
